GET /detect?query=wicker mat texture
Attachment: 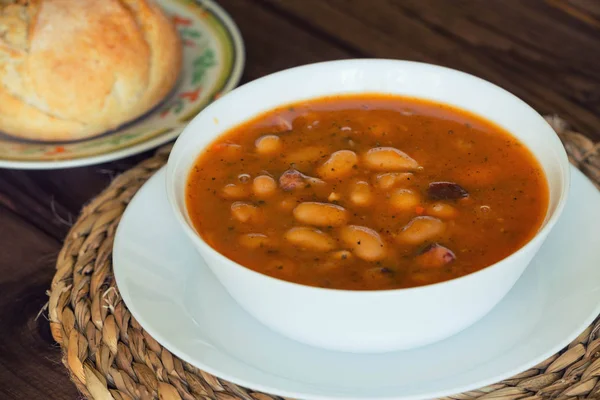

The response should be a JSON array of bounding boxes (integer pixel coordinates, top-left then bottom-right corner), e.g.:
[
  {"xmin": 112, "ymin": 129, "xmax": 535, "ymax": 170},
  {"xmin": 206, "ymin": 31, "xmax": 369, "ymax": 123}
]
[{"xmin": 48, "ymin": 115, "xmax": 600, "ymax": 400}]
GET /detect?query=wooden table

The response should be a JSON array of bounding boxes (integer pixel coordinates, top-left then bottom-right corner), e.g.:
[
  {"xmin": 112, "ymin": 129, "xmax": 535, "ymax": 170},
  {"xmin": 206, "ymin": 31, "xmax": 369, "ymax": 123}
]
[{"xmin": 0, "ymin": 1, "xmax": 598, "ymax": 398}]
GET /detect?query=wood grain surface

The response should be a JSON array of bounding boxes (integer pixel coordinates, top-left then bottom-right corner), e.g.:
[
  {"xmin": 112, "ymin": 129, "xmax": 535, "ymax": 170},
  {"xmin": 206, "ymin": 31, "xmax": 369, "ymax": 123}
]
[{"xmin": 0, "ymin": 1, "xmax": 598, "ymax": 398}]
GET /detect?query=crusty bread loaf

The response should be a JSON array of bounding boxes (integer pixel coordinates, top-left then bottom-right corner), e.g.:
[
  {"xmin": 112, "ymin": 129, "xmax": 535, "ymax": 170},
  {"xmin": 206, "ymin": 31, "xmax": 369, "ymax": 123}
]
[{"xmin": 0, "ymin": 0, "xmax": 182, "ymax": 142}]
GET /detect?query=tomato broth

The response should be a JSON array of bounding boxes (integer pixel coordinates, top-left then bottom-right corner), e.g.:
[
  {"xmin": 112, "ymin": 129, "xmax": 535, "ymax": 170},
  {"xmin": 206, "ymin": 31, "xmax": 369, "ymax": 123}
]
[{"xmin": 186, "ymin": 94, "xmax": 549, "ymax": 290}]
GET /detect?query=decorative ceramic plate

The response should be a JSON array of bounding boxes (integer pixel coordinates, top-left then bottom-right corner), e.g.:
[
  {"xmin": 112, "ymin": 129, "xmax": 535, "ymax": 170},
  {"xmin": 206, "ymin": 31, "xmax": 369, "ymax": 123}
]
[
  {"xmin": 0, "ymin": 0, "xmax": 244, "ymax": 170},
  {"xmin": 113, "ymin": 166, "xmax": 600, "ymax": 400}
]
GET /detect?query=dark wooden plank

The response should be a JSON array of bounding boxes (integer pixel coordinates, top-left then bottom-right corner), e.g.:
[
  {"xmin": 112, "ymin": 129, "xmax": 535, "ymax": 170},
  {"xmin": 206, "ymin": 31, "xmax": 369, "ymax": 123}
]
[
  {"xmin": 0, "ymin": 205, "xmax": 77, "ymax": 400},
  {"xmin": 218, "ymin": 0, "xmax": 354, "ymax": 80},
  {"xmin": 0, "ymin": 151, "xmax": 152, "ymax": 240},
  {"xmin": 398, "ymin": 0, "xmax": 600, "ymax": 140},
  {"xmin": 262, "ymin": 0, "xmax": 600, "ymax": 141},
  {"xmin": 0, "ymin": 171, "xmax": 78, "ymax": 240},
  {"xmin": 551, "ymin": 0, "xmax": 600, "ymax": 25}
]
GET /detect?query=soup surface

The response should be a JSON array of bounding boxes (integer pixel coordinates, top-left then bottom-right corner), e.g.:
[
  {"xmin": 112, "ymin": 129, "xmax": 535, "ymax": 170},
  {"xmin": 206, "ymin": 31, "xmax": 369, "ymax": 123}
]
[{"xmin": 186, "ymin": 94, "xmax": 548, "ymax": 290}]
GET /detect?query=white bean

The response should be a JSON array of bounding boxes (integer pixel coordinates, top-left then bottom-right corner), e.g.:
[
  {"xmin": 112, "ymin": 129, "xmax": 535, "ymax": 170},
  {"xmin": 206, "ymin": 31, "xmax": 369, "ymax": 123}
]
[
  {"xmin": 316, "ymin": 150, "xmax": 358, "ymax": 180},
  {"xmin": 328, "ymin": 192, "xmax": 342, "ymax": 202},
  {"xmin": 396, "ymin": 216, "xmax": 445, "ymax": 245},
  {"xmin": 252, "ymin": 175, "xmax": 277, "ymax": 198},
  {"xmin": 238, "ymin": 233, "xmax": 273, "ymax": 249},
  {"xmin": 339, "ymin": 225, "xmax": 386, "ymax": 261},
  {"xmin": 230, "ymin": 202, "xmax": 262, "ymax": 223},
  {"xmin": 373, "ymin": 172, "xmax": 414, "ymax": 190},
  {"xmin": 255, "ymin": 135, "xmax": 282, "ymax": 155},
  {"xmin": 363, "ymin": 147, "xmax": 419, "ymax": 171},
  {"xmin": 349, "ymin": 181, "xmax": 373, "ymax": 207},
  {"xmin": 389, "ymin": 188, "xmax": 420, "ymax": 211},
  {"xmin": 221, "ymin": 183, "xmax": 250, "ymax": 199},
  {"xmin": 278, "ymin": 197, "xmax": 298, "ymax": 212},
  {"xmin": 426, "ymin": 202, "xmax": 458, "ymax": 219},
  {"xmin": 330, "ymin": 250, "xmax": 353, "ymax": 261},
  {"xmin": 284, "ymin": 227, "xmax": 336, "ymax": 252},
  {"xmin": 293, "ymin": 202, "xmax": 348, "ymax": 227}
]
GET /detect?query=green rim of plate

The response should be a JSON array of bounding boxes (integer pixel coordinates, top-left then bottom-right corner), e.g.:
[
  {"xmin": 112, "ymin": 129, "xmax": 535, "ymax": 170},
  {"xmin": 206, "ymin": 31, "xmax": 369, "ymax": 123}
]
[{"xmin": 0, "ymin": 0, "xmax": 245, "ymax": 169}]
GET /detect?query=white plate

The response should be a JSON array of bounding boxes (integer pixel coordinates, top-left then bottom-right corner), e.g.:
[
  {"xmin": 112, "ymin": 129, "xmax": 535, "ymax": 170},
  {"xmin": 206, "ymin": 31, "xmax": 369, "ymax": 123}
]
[
  {"xmin": 114, "ymin": 165, "xmax": 600, "ymax": 400},
  {"xmin": 0, "ymin": 0, "xmax": 244, "ymax": 170}
]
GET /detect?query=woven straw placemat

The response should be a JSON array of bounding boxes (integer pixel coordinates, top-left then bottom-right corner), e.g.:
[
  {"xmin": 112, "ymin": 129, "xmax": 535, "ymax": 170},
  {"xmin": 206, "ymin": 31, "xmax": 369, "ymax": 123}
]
[{"xmin": 48, "ymin": 116, "xmax": 600, "ymax": 400}]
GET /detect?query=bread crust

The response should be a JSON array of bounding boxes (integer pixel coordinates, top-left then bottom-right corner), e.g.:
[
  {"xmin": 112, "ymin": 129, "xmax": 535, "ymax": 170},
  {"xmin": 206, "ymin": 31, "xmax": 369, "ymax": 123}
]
[{"xmin": 0, "ymin": 0, "xmax": 182, "ymax": 141}]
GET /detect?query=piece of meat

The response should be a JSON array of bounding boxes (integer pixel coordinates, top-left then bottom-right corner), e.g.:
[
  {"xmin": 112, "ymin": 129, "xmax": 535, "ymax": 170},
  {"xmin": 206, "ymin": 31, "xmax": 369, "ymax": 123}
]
[
  {"xmin": 416, "ymin": 243, "xmax": 456, "ymax": 268},
  {"xmin": 428, "ymin": 182, "xmax": 469, "ymax": 200},
  {"xmin": 279, "ymin": 169, "xmax": 325, "ymax": 191},
  {"xmin": 279, "ymin": 169, "xmax": 305, "ymax": 191}
]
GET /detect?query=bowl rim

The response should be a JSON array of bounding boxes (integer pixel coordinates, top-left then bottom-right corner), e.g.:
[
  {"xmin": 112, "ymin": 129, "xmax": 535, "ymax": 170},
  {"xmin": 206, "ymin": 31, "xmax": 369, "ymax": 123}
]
[{"xmin": 165, "ymin": 58, "xmax": 571, "ymax": 296}]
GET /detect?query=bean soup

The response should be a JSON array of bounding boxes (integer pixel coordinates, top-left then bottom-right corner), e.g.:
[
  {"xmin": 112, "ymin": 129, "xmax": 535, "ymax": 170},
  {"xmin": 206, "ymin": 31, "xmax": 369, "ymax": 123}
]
[{"xmin": 186, "ymin": 94, "xmax": 549, "ymax": 290}]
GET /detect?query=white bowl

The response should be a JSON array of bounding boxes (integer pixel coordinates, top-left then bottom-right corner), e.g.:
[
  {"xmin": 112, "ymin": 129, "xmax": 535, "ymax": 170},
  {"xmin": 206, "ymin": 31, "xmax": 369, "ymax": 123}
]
[{"xmin": 165, "ymin": 59, "xmax": 570, "ymax": 353}]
